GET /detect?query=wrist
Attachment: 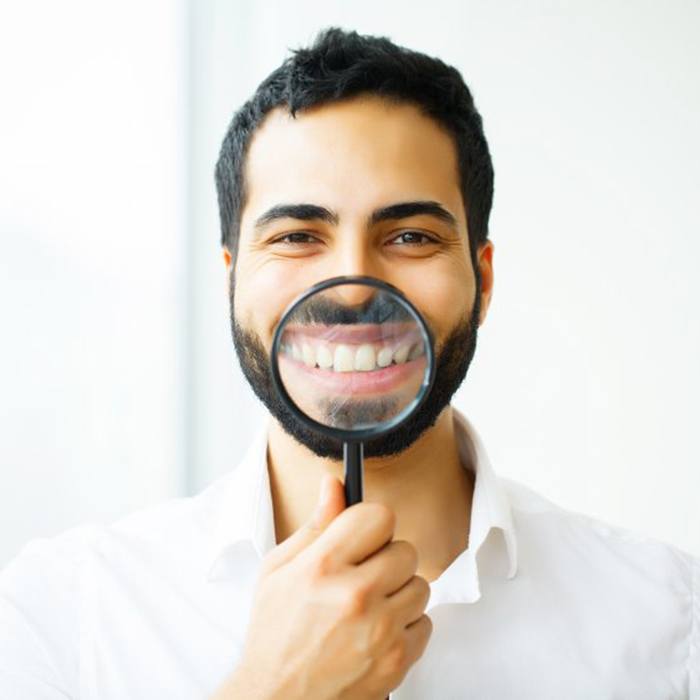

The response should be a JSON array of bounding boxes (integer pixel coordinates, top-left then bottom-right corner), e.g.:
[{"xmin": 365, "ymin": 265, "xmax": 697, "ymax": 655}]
[{"xmin": 210, "ymin": 665, "xmax": 296, "ymax": 700}]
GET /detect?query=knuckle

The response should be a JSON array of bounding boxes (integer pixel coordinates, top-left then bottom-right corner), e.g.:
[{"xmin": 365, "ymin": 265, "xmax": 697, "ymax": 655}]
[
  {"xmin": 368, "ymin": 502, "xmax": 396, "ymax": 535},
  {"xmin": 308, "ymin": 551, "xmax": 334, "ymax": 581},
  {"xmin": 385, "ymin": 640, "xmax": 408, "ymax": 674},
  {"xmin": 418, "ymin": 617, "xmax": 434, "ymax": 654},
  {"xmin": 368, "ymin": 612, "xmax": 394, "ymax": 652},
  {"xmin": 414, "ymin": 575, "xmax": 430, "ymax": 603},
  {"xmin": 400, "ymin": 542, "xmax": 419, "ymax": 573},
  {"xmin": 417, "ymin": 614, "xmax": 433, "ymax": 643},
  {"xmin": 342, "ymin": 583, "xmax": 371, "ymax": 617}
]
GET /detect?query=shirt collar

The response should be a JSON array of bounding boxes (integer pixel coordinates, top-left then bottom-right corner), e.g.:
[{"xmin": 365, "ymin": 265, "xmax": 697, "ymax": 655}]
[
  {"xmin": 203, "ymin": 421, "xmax": 274, "ymax": 581},
  {"xmin": 204, "ymin": 408, "xmax": 518, "ymax": 593},
  {"xmin": 426, "ymin": 410, "xmax": 518, "ymax": 608}
]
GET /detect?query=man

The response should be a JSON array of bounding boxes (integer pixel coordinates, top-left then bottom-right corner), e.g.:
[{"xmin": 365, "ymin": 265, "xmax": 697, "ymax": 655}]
[{"xmin": 1, "ymin": 27, "xmax": 698, "ymax": 700}]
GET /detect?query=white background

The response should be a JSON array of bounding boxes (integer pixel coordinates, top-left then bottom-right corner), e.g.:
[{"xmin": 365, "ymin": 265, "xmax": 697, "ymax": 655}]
[{"xmin": 1, "ymin": 0, "xmax": 698, "ymax": 567}]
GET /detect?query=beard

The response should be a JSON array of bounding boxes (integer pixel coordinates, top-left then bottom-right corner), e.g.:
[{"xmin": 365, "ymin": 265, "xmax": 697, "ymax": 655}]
[{"xmin": 229, "ymin": 274, "xmax": 481, "ymax": 461}]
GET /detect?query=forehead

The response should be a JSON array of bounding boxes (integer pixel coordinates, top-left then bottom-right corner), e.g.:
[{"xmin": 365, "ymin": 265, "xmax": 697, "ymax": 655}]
[{"xmin": 240, "ymin": 95, "xmax": 464, "ymax": 227}]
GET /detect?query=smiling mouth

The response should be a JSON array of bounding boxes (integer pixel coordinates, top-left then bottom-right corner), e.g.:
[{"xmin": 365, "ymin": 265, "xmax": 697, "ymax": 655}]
[{"xmin": 279, "ymin": 324, "xmax": 425, "ymax": 373}]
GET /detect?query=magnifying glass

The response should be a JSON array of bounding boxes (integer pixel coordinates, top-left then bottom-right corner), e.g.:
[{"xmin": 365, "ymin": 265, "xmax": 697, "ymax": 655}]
[{"xmin": 270, "ymin": 275, "xmax": 436, "ymax": 507}]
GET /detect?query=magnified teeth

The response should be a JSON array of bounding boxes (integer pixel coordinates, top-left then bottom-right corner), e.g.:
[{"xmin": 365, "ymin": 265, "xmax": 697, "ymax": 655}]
[
  {"xmin": 354, "ymin": 344, "xmax": 376, "ymax": 371},
  {"xmin": 285, "ymin": 336, "xmax": 423, "ymax": 372},
  {"xmin": 302, "ymin": 343, "xmax": 315, "ymax": 367},
  {"xmin": 393, "ymin": 344, "xmax": 410, "ymax": 364},
  {"xmin": 316, "ymin": 345, "xmax": 333, "ymax": 369},
  {"xmin": 376, "ymin": 346, "xmax": 393, "ymax": 368},
  {"xmin": 408, "ymin": 343, "xmax": 424, "ymax": 361},
  {"xmin": 333, "ymin": 344, "xmax": 354, "ymax": 372}
]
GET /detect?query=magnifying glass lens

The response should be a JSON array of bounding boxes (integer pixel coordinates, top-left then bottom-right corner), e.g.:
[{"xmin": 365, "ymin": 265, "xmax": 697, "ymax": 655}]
[{"xmin": 274, "ymin": 283, "xmax": 430, "ymax": 432}]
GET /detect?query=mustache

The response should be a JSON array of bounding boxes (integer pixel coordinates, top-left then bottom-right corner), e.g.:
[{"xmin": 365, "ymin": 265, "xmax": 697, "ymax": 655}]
[{"xmin": 284, "ymin": 293, "xmax": 415, "ymax": 326}]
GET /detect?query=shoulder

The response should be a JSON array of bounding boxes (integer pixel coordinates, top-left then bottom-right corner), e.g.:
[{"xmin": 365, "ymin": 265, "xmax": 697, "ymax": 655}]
[
  {"xmin": 1, "ymin": 521, "xmax": 106, "ymax": 596},
  {"xmin": 0, "ymin": 522, "xmax": 106, "ymax": 695},
  {"xmin": 0, "ymin": 474, "xmax": 234, "ymax": 622},
  {"xmin": 500, "ymin": 477, "xmax": 700, "ymax": 688},
  {"xmin": 500, "ymin": 477, "xmax": 700, "ymax": 592},
  {"xmin": 0, "ymin": 479, "xmax": 231, "ymax": 694},
  {"xmin": 1, "ymin": 465, "xmax": 240, "ymax": 589},
  {"xmin": 0, "ymin": 488, "xmax": 206, "ymax": 615},
  {"xmin": 1, "ymin": 496, "xmax": 197, "ymax": 585}
]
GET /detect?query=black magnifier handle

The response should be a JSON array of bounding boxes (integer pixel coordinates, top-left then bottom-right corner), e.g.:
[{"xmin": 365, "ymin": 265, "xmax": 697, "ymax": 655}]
[{"xmin": 343, "ymin": 442, "xmax": 364, "ymax": 506}]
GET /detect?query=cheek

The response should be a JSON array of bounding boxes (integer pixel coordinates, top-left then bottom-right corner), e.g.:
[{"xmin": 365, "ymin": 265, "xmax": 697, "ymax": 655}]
[
  {"xmin": 233, "ymin": 272, "xmax": 281, "ymax": 342},
  {"xmin": 233, "ymin": 259, "xmax": 312, "ymax": 345},
  {"xmin": 398, "ymin": 262, "xmax": 475, "ymax": 340},
  {"xmin": 234, "ymin": 251, "xmax": 475, "ymax": 351}
]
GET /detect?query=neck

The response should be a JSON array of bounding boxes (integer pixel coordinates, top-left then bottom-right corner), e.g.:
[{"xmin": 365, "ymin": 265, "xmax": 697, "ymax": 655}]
[{"xmin": 267, "ymin": 405, "xmax": 475, "ymax": 583}]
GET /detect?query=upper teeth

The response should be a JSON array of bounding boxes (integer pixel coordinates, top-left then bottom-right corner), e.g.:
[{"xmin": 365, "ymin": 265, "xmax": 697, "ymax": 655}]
[
  {"xmin": 282, "ymin": 339, "xmax": 424, "ymax": 372},
  {"xmin": 334, "ymin": 344, "xmax": 354, "ymax": 372}
]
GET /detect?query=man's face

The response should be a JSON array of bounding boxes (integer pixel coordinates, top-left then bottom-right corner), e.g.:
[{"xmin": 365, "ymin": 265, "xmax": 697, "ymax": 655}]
[{"xmin": 227, "ymin": 95, "xmax": 493, "ymax": 459}]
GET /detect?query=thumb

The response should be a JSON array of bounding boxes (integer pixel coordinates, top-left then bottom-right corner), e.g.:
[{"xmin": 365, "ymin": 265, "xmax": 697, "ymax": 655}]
[
  {"xmin": 310, "ymin": 473, "xmax": 346, "ymax": 531},
  {"xmin": 263, "ymin": 474, "xmax": 346, "ymax": 573}
]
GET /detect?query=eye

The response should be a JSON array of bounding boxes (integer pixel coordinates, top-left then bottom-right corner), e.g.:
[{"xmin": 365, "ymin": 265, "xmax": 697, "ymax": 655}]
[
  {"xmin": 271, "ymin": 232, "xmax": 319, "ymax": 245},
  {"xmin": 389, "ymin": 230, "xmax": 436, "ymax": 246}
]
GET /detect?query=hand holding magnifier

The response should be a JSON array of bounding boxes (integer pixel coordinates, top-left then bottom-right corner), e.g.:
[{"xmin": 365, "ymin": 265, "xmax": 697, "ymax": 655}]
[{"xmin": 270, "ymin": 275, "xmax": 436, "ymax": 507}]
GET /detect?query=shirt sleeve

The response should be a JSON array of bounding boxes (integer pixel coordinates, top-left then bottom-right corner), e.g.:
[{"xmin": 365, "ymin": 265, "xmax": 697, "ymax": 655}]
[
  {"xmin": 691, "ymin": 554, "xmax": 699, "ymax": 699},
  {"xmin": 0, "ymin": 526, "xmax": 102, "ymax": 700}
]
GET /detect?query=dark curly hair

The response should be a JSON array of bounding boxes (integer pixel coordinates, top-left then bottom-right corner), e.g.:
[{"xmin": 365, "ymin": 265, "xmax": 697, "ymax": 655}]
[{"xmin": 215, "ymin": 27, "xmax": 494, "ymax": 270}]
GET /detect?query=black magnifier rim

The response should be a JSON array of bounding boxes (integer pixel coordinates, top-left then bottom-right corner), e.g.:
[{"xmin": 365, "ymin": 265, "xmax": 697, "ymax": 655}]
[{"xmin": 270, "ymin": 275, "xmax": 436, "ymax": 443}]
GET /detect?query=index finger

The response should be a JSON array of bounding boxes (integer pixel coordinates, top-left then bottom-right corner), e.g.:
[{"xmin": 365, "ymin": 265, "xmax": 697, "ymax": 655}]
[{"xmin": 299, "ymin": 501, "xmax": 396, "ymax": 573}]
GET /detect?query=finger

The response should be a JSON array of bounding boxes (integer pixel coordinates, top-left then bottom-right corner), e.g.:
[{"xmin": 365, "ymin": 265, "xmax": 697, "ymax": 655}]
[
  {"xmin": 311, "ymin": 474, "xmax": 347, "ymax": 530},
  {"xmin": 301, "ymin": 501, "xmax": 396, "ymax": 573},
  {"xmin": 349, "ymin": 540, "xmax": 418, "ymax": 598},
  {"xmin": 386, "ymin": 575, "xmax": 431, "ymax": 628},
  {"xmin": 402, "ymin": 613, "xmax": 433, "ymax": 664},
  {"xmin": 263, "ymin": 474, "xmax": 345, "ymax": 573},
  {"xmin": 370, "ymin": 614, "xmax": 433, "ymax": 691}
]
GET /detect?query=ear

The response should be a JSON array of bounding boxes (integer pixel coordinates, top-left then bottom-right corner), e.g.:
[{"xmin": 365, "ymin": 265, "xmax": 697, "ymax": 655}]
[
  {"xmin": 476, "ymin": 240, "xmax": 494, "ymax": 326},
  {"xmin": 223, "ymin": 247, "xmax": 234, "ymax": 296}
]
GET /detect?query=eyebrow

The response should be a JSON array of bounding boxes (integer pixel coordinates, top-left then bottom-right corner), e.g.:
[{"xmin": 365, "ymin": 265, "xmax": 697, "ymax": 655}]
[{"xmin": 252, "ymin": 200, "xmax": 458, "ymax": 234}]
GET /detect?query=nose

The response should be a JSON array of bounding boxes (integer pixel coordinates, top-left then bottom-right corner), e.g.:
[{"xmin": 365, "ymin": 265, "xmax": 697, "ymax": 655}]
[
  {"xmin": 330, "ymin": 281, "xmax": 377, "ymax": 307},
  {"xmin": 332, "ymin": 232, "xmax": 383, "ymax": 280},
  {"xmin": 325, "ymin": 235, "xmax": 384, "ymax": 307}
]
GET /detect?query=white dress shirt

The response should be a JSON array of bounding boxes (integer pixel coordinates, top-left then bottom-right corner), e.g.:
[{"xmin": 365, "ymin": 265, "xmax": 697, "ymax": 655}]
[{"xmin": 1, "ymin": 409, "xmax": 698, "ymax": 699}]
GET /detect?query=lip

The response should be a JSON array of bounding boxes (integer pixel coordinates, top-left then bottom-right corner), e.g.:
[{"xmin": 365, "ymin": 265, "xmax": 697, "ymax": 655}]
[
  {"xmin": 279, "ymin": 353, "xmax": 427, "ymax": 396},
  {"xmin": 282, "ymin": 322, "xmax": 419, "ymax": 345}
]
